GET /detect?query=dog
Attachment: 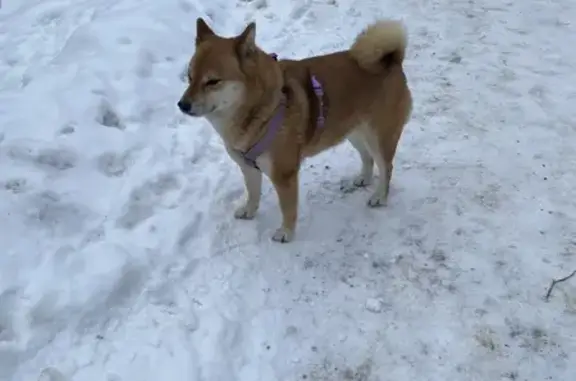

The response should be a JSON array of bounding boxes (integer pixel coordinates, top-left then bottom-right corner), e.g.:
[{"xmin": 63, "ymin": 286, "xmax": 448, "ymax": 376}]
[{"xmin": 177, "ymin": 17, "xmax": 412, "ymax": 243}]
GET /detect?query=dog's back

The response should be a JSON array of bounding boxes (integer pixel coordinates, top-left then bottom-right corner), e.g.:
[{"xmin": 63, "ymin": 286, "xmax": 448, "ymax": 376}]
[{"xmin": 280, "ymin": 20, "xmax": 412, "ymax": 160}]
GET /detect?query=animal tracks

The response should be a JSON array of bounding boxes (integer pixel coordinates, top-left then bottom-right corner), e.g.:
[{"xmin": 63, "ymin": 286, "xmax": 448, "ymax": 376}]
[
  {"xmin": 116, "ymin": 172, "xmax": 181, "ymax": 230},
  {"xmin": 38, "ymin": 368, "xmax": 69, "ymax": 381},
  {"xmin": 176, "ymin": 212, "xmax": 204, "ymax": 251},
  {"xmin": 2, "ymin": 178, "xmax": 28, "ymax": 194},
  {"xmin": 96, "ymin": 99, "xmax": 124, "ymax": 130},
  {"xmin": 4, "ymin": 141, "xmax": 79, "ymax": 173},
  {"xmin": 26, "ymin": 190, "xmax": 93, "ymax": 236},
  {"xmin": 96, "ymin": 151, "xmax": 132, "ymax": 177}
]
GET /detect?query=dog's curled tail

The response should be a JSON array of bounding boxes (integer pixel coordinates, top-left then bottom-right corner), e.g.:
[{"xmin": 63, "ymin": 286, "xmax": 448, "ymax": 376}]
[{"xmin": 349, "ymin": 20, "xmax": 407, "ymax": 73}]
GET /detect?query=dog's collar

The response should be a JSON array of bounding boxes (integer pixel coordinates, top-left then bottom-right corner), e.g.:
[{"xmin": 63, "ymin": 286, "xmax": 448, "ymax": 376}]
[{"xmin": 240, "ymin": 53, "xmax": 326, "ymax": 170}]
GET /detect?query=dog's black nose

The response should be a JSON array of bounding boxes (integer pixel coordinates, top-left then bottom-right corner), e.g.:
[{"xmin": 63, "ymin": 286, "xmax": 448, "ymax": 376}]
[{"xmin": 177, "ymin": 100, "xmax": 191, "ymax": 113}]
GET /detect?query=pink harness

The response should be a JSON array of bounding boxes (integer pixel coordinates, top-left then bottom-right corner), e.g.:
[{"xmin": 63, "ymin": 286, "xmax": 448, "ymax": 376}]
[{"xmin": 240, "ymin": 53, "xmax": 326, "ymax": 170}]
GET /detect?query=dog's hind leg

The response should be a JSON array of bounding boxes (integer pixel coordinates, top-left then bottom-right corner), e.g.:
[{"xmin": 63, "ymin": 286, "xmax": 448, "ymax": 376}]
[
  {"xmin": 340, "ymin": 129, "xmax": 374, "ymax": 193},
  {"xmin": 363, "ymin": 125, "xmax": 402, "ymax": 208},
  {"xmin": 367, "ymin": 132, "xmax": 394, "ymax": 207},
  {"xmin": 364, "ymin": 119, "xmax": 404, "ymax": 207},
  {"xmin": 364, "ymin": 137, "xmax": 392, "ymax": 207},
  {"xmin": 366, "ymin": 89, "xmax": 411, "ymax": 207}
]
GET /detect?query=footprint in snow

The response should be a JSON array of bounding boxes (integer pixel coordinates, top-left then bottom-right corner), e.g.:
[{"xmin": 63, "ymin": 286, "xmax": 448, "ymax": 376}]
[
  {"xmin": 96, "ymin": 100, "xmax": 124, "ymax": 130},
  {"xmin": 2, "ymin": 178, "xmax": 28, "ymax": 194},
  {"xmin": 96, "ymin": 151, "xmax": 132, "ymax": 177},
  {"xmin": 0, "ymin": 288, "xmax": 20, "ymax": 344},
  {"xmin": 25, "ymin": 190, "xmax": 91, "ymax": 236},
  {"xmin": 38, "ymin": 367, "xmax": 68, "ymax": 381},
  {"xmin": 116, "ymin": 172, "xmax": 180, "ymax": 230},
  {"xmin": 136, "ymin": 49, "xmax": 156, "ymax": 78},
  {"xmin": 6, "ymin": 143, "xmax": 78, "ymax": 172}
]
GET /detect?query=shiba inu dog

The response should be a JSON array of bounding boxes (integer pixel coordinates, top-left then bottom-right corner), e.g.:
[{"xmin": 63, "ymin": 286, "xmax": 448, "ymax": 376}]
[{"xmin": 178, "ymin": 17, "xmax": 412, "ymax": 243}]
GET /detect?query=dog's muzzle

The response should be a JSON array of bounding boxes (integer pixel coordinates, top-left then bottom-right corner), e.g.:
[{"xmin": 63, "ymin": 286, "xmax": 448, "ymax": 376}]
[{"xmin": 177, "ymin": 100, "xmax": 195, "ymax": 115}]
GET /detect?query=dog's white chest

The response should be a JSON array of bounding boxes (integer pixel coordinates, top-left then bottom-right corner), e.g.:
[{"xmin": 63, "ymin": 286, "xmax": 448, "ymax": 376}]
[{"xmin": 205, "ymin": 115, "xmax": 228, "ymax": 139}]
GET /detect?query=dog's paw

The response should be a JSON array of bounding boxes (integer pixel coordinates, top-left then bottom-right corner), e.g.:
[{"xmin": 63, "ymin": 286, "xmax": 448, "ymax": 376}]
[
  {"xmin": 234, "ymin": 204, "xmax": 257, "ymax": 219},
  {"xmin": 271, "ymin": 227, "xmax": 294, "ymax": 243},
  {"xmin": 340, "ymin": 174, "xmax": 372, "ymax": 193},
  {"xmin": 353, "ymin": 172, "xmax": 373, "ymax": 187},
  {"xmin": 367, "ymin": 192, "xmax": 388, "ymax": 207}
]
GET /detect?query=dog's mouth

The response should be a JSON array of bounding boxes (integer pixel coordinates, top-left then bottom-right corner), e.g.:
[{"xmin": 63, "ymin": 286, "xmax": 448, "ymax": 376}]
[
  {"xmin": 194, "ymin": 105, "xmax": 216, "ymax": 117},
  {"xmin": 182, "ymin": 110, "xmax": 198, "ymax": 117},
  {"xmin": 180, "ymin": 105, "xmax": 216, "ymax": 117}
]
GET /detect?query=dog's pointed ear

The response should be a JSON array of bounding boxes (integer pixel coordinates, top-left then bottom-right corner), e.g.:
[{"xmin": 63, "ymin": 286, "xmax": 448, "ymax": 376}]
[
  {"xmin": 236, "ymin": 22, "xmax": 257, "ymax": 58},
  {"xmin": 196, "ymin": 17, "xmax": 214, "ymax": 44}
]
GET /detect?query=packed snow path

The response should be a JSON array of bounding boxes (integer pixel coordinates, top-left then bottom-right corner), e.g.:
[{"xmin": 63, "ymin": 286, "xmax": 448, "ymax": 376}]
[{"xmin": 1, "ymin": 0, "xmax": 575, "ymax": 380}]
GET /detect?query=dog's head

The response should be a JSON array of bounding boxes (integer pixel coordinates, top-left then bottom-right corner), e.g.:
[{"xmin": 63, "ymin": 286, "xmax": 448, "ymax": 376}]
[{"xmin": 177, "ymin": 18, "xmax": 280, "ymax": 118}]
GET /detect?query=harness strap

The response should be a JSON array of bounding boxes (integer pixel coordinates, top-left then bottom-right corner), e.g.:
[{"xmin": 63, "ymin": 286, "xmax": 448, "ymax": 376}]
[{"xmin": 240, "ymin": 53, "xmax": 326, "ymax": 170}]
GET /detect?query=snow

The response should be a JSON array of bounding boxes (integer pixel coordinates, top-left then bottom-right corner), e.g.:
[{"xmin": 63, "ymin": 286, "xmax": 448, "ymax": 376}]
[{"xmin": 1, "ymin": 0, "xmax": 575, "ymax": 380}]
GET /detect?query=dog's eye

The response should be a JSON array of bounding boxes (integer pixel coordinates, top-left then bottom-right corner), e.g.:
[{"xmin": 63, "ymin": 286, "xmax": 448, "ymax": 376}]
[{"xmin": 205, "ymin": 79, "xmax": 221, "ymax": 87}]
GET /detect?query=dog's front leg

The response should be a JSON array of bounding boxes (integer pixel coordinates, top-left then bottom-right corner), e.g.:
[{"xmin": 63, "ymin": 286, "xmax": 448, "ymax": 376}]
[
  {"xmin": 235, "ymin": 162, "xmax": 262, "ymax": 219},
  {"xmin": 228, "ymin": 149, "xmax": 262, "ymax": 219},
  {"xmin": 270, "ymin": 171, "xmax": 298, "ymax": 243}
]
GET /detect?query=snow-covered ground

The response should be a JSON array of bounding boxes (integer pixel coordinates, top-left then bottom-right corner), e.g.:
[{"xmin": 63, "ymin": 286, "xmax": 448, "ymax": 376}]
[{"xmin": 1, "ymin": 0, "xmax": 575, "ymax": 379}]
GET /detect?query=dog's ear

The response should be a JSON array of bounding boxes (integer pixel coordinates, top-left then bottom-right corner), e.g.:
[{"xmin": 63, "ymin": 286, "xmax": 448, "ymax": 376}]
[
  {"xmin": 196, "ymin": 17, "xmax": 214, "ymax": 44},
  {"xmin": 236, "ymin": 22, "xmax": 257, "ymax": 58}
]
